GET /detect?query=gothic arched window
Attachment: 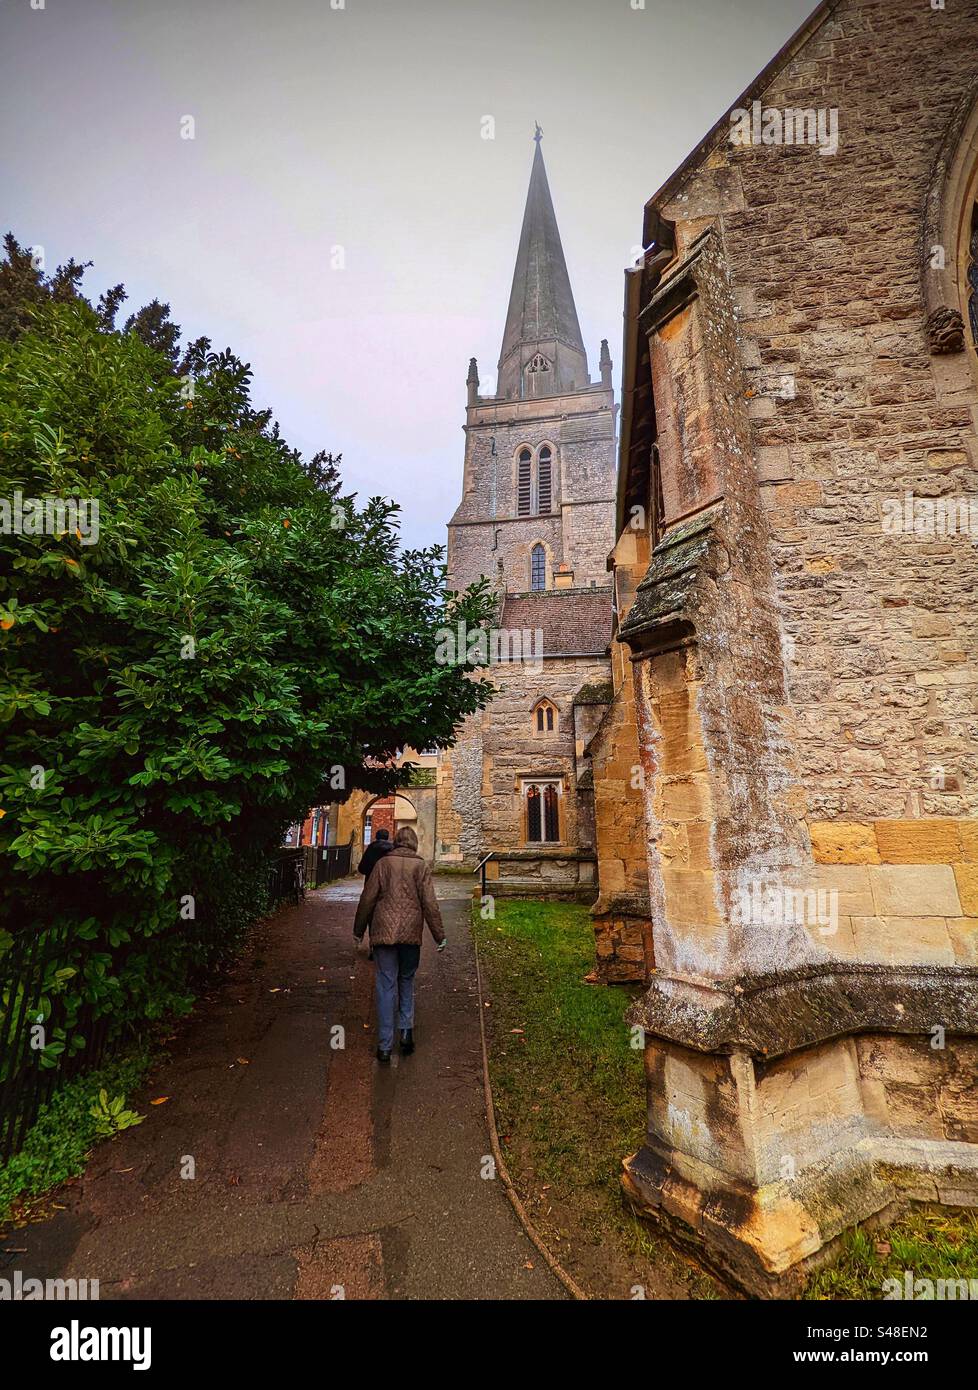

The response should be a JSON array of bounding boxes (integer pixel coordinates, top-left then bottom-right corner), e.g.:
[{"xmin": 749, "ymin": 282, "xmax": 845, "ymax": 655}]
[
  {"xmin": 524, "ymin": 779, "xmax": 561, "ymax": 844},
  {"xmin": 532, "ymin": 698, "xmax": 557, "ymax": 735},
  {"xmin": 530, "ymin": 543, "xmax": 546, "ymax": 591},
  {"xmin": 537, "ymin": 446, "xmax": 552, "ymax": 513},
  {"xmin": 515, "ymin": 445, "xmax": 556, "ymax": 517},
  {"xmin": 517, "ymin": 449, "xmax": 532, "ymax": 516}
]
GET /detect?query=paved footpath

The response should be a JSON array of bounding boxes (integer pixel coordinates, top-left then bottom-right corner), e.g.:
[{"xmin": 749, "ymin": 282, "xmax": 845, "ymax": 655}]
[{"xmin": 9, "ymin": 877, "xmax": 564, "ymax": 1300}]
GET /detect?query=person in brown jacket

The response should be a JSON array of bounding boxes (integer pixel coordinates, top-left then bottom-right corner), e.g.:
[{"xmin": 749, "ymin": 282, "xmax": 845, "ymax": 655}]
[{"xmin": 353, "ymin": 825, "xmax": 446, "ymax": 1064}]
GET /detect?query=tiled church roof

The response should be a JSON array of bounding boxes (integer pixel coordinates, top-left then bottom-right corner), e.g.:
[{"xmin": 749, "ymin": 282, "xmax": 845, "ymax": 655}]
[{"xmin": 501, "ymin": 588, "xmax": 612, "ymax": 658}]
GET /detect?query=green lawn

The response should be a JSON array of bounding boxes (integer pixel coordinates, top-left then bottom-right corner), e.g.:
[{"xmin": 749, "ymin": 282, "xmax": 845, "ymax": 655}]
[
  {"xmin": 472, "ymin": 896, "xmax": 720, "ymax": 1298},
  {"xmin": 804, "ymin": 1207, "xmax": 978, "ymax": 1300},
  {"xmin": 473, "ymin": 897, "xmax": 978, "ymax": 1301}
]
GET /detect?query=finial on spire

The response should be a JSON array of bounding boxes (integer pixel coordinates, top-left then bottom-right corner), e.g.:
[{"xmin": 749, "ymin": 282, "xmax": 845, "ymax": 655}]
[{"xmin": 534, "ymin": 122, "xmax": 543, "ymax": 145}]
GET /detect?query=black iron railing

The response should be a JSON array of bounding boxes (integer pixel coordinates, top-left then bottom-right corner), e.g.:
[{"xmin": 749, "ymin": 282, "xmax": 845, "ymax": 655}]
[
  {"xmin": 0, "ymin": 922, "xmax": 113, "ymax": 1165},
  {"xmin": 269, "ymin": 840, "xmax": 353, "ymax": 905},
  {"xmin": 269, "ymin": 847, "xmax": 306, "ymax": 906},
  {"xmin": 303, "ymin": 840, "xmax": 353, "ymax": 889}
]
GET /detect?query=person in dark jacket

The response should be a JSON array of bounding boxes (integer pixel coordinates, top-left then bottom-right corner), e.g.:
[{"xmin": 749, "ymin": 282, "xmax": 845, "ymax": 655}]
[
  {"xmin": 357, "ymin": 828, "xmax": 392, "ymax": 878},
  {"xmin": 353, "ymin": 826, "xmax": 445, "ymax": 1064}
]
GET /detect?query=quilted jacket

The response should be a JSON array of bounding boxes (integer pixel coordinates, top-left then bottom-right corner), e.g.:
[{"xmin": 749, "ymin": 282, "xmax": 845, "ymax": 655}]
[{"xmin": 353, "ymin": 846, "xmax": 446, "ymax": 947}]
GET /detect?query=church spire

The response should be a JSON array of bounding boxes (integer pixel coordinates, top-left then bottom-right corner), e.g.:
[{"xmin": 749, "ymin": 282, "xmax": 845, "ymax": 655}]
[{"xmin": 496, "ymin": 132, "xmax": 588, "ymax": 400}]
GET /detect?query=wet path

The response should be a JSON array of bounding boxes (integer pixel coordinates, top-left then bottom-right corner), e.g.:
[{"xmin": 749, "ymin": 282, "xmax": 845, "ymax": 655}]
[{"xmin": 7, "ymin": 877, "xmax": 564, "ymax": 1300}]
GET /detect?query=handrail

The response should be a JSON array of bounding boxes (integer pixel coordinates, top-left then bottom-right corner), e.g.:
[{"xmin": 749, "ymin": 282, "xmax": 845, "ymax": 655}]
[{"xmin": 475, "ymin": 851, "xmax": 495, "ymax": 898}]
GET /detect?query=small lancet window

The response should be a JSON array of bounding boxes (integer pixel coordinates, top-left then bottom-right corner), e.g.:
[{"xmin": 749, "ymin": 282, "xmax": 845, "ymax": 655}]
[
  {"xmin": 533, "ymin": 699, "xmax": 557, "ymax": 734},
  {"xmin": 530, "ymin": 543, "xmax": 546, "ymax": 591}
]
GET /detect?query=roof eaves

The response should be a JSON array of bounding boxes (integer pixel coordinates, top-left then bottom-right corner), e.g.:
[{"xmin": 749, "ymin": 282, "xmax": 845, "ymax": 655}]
[{"xmin": 641, "ymin": 0, "xmax": 841, "ymax": 238}]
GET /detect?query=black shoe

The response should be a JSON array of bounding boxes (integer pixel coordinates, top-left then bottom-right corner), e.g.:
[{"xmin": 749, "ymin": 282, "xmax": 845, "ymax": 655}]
[
  {"xmin": 376, "ymin": 1048, "xmax": 391, "ymax": 1065},
  {"xmin": 399, "ymin": 1029, "xmax": 414, "ymax": 1056}
]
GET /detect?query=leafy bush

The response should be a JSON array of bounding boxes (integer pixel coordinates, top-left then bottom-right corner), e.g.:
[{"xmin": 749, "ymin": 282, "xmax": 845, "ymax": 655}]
[
  {"xmin": 0, "ymin": 240, "xmax": 494, "ymax": 1062},
  {"xmin": 0, "ymin": 1045, "xmax": 152, "ymax": 1222}
]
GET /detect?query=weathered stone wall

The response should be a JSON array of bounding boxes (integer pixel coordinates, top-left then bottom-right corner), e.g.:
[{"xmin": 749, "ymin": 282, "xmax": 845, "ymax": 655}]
[
  {"xmin": 657, "ymin": 0, "xmax": 978, "ymax": 866},
  {"xmin": 447, "ymin": 384, "xmax": 616, "ymax": 595},
  {"xmin": 588, "ymin": 527, "xmax": 655, "ymax": 980},
  {"xmin": 611, "ymin": 0, "xmax": 978, "ymax": 1292}
]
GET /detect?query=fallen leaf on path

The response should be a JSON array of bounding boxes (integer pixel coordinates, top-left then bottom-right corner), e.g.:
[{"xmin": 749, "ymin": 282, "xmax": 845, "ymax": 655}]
[
  {"xmin": 509, "ymin": 1028, "xmax": 524, "ymax": 1034},
  {"xmin": 523, "ymin": 1261, "xmax": 534, "ymax": 1270},
  {"xmin": 236, "ymin": 1057, "xmax": 250, "ymax": 1065},
  {"xmin": 150, "ymin": 1097, "xmax": 169, "ymax": 1106}
]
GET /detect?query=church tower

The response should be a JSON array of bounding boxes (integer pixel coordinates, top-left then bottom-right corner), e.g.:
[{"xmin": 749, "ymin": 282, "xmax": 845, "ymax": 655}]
[{"xmin": 438, "ymin": 132, "xmax": 617, "ymax": 896}]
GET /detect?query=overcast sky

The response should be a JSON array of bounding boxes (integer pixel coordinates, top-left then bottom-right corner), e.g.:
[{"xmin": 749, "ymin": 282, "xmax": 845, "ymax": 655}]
[{"xmin": 2, "ymin": 0, "xmax": 815, "ymax": 551}]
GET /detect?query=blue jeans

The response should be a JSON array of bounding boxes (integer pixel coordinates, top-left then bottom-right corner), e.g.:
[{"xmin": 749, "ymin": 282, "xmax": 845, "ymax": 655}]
[{"xmin": 373, "ymin": 944, "xmax": 421, "ymax": 1052}]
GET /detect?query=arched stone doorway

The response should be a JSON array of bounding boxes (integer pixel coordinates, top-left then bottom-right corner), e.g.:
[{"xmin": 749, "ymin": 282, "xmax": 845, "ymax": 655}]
[{"xmin": 362, "ymin": 793, "xmax": 418, "ymax": 848}]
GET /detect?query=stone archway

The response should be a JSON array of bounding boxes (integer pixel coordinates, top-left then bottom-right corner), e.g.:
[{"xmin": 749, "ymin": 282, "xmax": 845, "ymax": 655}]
[{"xmin": 362, "ymin": 793, "xmax": 417, "ymax": 847}]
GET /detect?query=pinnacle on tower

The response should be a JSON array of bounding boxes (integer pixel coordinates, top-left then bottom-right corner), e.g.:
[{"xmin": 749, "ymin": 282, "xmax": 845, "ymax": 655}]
[
  {"xmin": 599, "ymin": 338, "xmax": 612, "ymax": 387},
  {"xmin": 466, "ymin": 357, "xmax": 479, "ymax": 406}
]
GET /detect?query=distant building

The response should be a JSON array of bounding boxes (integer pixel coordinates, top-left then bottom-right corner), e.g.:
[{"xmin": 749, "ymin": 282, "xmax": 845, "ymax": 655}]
[
  {"xmin": 436, "ymin": 133, "xmax": 618, "ymax": 899},
  {"xmin": 333, "ymin": 747, "xmax": 438, "ymax": 863}
]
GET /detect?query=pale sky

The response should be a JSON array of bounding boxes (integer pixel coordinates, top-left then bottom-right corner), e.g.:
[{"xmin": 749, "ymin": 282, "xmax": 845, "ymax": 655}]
[{"xmin": 1, "ymin": 0, "xmax": 816, "ymax": 551}]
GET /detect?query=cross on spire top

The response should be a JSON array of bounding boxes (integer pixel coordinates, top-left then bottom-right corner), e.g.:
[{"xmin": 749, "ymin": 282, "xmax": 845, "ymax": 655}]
[{"xmin": 534, "ymin": 122, "xmax": 543, "ymax": 145}]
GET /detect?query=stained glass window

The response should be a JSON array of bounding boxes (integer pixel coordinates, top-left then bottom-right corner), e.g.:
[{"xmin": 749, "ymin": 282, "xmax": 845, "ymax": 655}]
[
  {"xmin": 526, "ymin": 785, "xmax": 541, "ymax": 841},
  {"xmin": 543, "ymin": 785, "xmax": 559, "ymax": 841}
]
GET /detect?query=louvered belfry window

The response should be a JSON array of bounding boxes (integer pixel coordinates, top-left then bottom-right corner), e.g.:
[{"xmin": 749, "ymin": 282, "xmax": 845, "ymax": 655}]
[
  {"xmin": 537, "ymin": 447, "xmax": 552, "ymax": 513},
  {"xmin": 517, "ymin": 449, "xmax": 532, "ymax": 516},
  {"xmin": 515, "ymin": 446, "xmax": 555, "ymax": 517}
]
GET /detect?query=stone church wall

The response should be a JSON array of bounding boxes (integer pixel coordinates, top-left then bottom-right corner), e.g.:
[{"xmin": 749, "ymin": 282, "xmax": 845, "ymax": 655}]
[{"xmin": 607, "ymin": 0, "xmax": 978, "ymax": 1293}]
